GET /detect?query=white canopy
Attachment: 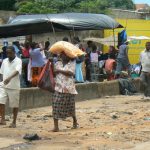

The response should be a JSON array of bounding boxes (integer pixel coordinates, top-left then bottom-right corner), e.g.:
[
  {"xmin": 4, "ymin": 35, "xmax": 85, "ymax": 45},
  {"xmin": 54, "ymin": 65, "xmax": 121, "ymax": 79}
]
[{"xmin": 83, "ymin": 36, "xmax": 150, "ymax": 46}]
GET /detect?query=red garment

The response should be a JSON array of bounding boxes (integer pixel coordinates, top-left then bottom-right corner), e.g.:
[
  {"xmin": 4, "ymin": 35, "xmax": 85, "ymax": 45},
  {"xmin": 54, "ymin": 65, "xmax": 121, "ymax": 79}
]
[
  {"xmin": 105, "ymin": 59, "xmax": 116, "ymax": 73},
  {"xmin": 22, "ymin": 48, "xmax": 30, "ymax": 57},
  {"xmin": 105, "ymin": 58, "xmax": 116, "ymax": 81}
]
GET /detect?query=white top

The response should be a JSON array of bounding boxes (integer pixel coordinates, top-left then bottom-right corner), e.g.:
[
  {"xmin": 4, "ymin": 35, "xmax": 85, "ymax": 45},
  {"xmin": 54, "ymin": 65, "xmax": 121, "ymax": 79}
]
[
  {"xmin": 29, "ymin": 48, "xmax": 46, "ymax": 67},
  {"xmin": 90, "ymin": 52, "xmax": 98, "ymax": 63},
  {"xmin": 0, "ymin": 57, "xmax": 22, "ymax": 89},
  {"xmin": 54, "ymin": 61, "xmax": 77, "ymax": 94},
  {"xmin": 140, "ymin": 50, "xmax": 150, "ymax": 73}
]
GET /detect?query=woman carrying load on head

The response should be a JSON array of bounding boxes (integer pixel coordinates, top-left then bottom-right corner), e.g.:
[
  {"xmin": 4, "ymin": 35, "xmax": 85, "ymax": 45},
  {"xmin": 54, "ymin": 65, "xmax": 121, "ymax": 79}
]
[{"xmin": 52, "ymin": 51, "xmax": 78, "ymax": 132}]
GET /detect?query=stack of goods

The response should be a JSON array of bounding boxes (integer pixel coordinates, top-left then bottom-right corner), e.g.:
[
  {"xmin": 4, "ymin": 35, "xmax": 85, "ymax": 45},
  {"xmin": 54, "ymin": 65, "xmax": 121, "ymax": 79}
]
[{"xmin": 49, "ymin": 41, "xmax": 85, "ymax": 58}]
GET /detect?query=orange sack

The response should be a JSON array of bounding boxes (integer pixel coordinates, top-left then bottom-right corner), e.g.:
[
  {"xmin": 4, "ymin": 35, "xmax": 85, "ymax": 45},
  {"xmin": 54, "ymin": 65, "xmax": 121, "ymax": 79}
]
[{"xmin": 49, "ymin": 41, "xmax": 85, "ymax": 58}]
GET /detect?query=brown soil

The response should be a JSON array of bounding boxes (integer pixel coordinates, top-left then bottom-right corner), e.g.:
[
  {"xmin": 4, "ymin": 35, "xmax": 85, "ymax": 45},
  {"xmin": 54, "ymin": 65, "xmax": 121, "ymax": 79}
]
[{"xmin": 0, "ymin": 95, "xmax": 150, "ymax": 150}]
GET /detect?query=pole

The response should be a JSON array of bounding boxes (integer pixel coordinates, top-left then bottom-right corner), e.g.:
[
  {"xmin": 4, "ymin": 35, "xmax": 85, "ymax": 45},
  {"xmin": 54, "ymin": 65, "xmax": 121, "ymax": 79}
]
[
  {"xmin": 46, "ymin": 14, "xmax": 57, "ymax": 42},
  {"xmin": 113, "ymin": 28, "xmax": 115, "ymax": 47},
  {"xmin": 51, "ymin": 22, "xmax": 57, "ymax": 42}
]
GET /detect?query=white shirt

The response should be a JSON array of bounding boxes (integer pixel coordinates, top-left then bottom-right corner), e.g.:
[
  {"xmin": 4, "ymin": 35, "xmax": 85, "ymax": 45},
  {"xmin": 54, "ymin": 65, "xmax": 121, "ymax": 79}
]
[
  {"xmin": 55, "ymin": 61, "xmax": 77, "ymax": 94},
  {"xmin": 0, "ymin": 57, "xmax": 22, "ymax": 89},
  {"xmin": 140, "ymin": 50, "xmax": 150, "ymax": 73},
  {"xmin": 29, "ymin": 48, "xmax": 46, "ymax": 67},
  {"xmin": 90, "ymin": 52, "xmax": 98, "ymax": 63}
]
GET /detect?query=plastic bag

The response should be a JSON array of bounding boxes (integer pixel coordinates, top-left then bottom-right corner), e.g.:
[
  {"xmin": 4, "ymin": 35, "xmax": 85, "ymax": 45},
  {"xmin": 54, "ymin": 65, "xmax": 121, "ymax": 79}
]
[
  {"xmin": 49, "ymin": 41, "xmax": 85, "ymax": 58},
  {"xmin": 38, "ymin": 60, "xmax": 55, "ymax": 92}
]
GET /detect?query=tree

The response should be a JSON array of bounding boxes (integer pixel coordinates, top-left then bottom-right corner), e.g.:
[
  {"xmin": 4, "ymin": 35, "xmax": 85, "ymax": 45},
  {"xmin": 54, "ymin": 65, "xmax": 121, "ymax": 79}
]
[
  {"xmin": 108, "ymin": 0, "xmax": 134, "ymax": 10},
  {"xmin": 79, "ymin": 0, "xmax": 110, "ymax": 14},
  {"xmin": 16, "ymin": 0, "xmax": 110, "ymax": 14},
  {"xmin": 0, "ymin": 0, "xmax": 16, "ymax": 10},
  {"xmin": 14, "ymin": 0, "xmax": 134, "ymax": 14},
  {"xmin": 15, "ymin": 1, "xmax": 57, "ymax": 14}
]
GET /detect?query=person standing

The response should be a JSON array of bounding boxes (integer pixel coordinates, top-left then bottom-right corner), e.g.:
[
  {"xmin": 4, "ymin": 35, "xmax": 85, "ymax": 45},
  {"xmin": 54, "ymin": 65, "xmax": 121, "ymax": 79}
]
[
  {"xmin": 115, "ymin": 41, "xmax": 131, "ymax": 78},
  {"xmin": 90, "ymin": 44, "xmax": 99, "ymax": 82},
  {"xmin": 86, "ymin": 41, "xmax": 93, "ymax": 54},
  {"xmin": 29, "ymin": 42, "xmax": 46, "ymax": 87},
  {"xmin": 72, "ymin": 36, "xmax": 84, "ymax": 83},
  {"xmin": 0, "ymin": 46, "xmax": 22, "ymax": 127},
  {"xmin": 21, "ymin": 42, "xmax": 30, "ymax": 87},
  {"xmin": 44, "ymin": 41, "xmax": 51, "ymax": 59},
  {"xmin": 85, "ymin": 41, "xmax": 93, "ymax": 81},
  {"xmin": 12, "ymin": 41, "xmax": 21, "ymax": 58},
  {"xmin": 140, "ymin": 42, "xmax": 150, "ymax": 100},
  {"xmin": 52, "ymin": 52, "xmax": 78, "ymax": 132}
]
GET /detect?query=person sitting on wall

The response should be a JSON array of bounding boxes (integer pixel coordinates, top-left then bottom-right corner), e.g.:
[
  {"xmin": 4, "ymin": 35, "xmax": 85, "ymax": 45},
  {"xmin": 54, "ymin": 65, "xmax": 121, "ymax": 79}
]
[
  {"xmin": 104, "ymin": 53, "xmax": 116, "ymax": 81},
  {"xmin": 115, "ymin": 40, "xmax": 131, "ymax": 78}
]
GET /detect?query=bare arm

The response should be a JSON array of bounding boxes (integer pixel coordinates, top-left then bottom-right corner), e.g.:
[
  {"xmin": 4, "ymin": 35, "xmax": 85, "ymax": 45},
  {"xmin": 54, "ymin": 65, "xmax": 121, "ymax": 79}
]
[
  {"xmin": 39, "ymin": 43, "xmax": 44, "ymax": 51},
  {"xmin": 55, "ymin": 69, "xmax": 74, "ymax": 77},
  {"xmin": 54, "ymin": 61, "xmax": 75, "ymax": 77},
  {"xmin": 4, "ymin": 71, "xmax": 19, "ymax": 85}
]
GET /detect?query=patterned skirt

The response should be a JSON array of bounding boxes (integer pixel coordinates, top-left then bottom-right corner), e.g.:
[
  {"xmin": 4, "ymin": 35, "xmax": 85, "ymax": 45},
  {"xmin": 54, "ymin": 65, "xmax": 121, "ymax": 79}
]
[
  {"xmin": 52, "ymin": 92, "xmax": 75, "ymax": 119},
  {"xmin": 31, "ymin": 67, "xmax": 43, "ymax": 87}
]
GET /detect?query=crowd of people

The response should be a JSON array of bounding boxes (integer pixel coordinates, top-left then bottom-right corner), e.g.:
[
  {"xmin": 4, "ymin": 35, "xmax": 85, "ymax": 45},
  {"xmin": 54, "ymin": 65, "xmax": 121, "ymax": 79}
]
[
  {"xmin": 1, "ymin": 36, "xmax": 139, "ymax": 87},
  {"xmin": 0, "ymin": 37, "xmax": 117, "ymax": 87},
  {"xmin": 0, "ymin": 35, "xmax": 150, "ymax": 130}
]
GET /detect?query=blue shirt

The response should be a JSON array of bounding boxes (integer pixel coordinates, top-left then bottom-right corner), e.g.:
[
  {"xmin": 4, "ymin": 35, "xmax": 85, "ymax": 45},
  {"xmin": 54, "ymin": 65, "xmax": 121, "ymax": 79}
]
[
  {"xmin": 30, "ymin": 48, "xmax": 45, "ymax": 67},
  {"xmin": 13, "ymin": 45, "xmax": 20, "ymax": 58},
  {"xmin": 117, "ymin": 44, "xmax": 128, "ymax": 59}
]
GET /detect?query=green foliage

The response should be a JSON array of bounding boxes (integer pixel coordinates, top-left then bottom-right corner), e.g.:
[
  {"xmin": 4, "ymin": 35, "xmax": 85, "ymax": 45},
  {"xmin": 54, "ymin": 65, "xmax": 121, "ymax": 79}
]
[
  {"xmin": 107, "ymin": 0, "xmax": 134, "ymax": 10},
  {"xmin": 16, "ymin": 0, "xmax": 84, "ymax": 14},
  {"xmin": 79, "ymin": 0, "xmax": 110, "ymax": 14},
  {"xmin": 0, "ymin": 0, "xmax": 135, "ymax": 13}
]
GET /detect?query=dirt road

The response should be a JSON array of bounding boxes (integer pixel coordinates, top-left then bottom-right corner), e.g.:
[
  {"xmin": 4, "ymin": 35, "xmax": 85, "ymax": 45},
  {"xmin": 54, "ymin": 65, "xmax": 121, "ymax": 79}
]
[{"xmin": 0, "ymin": 95, "xmax": 150, "ymax": 150}]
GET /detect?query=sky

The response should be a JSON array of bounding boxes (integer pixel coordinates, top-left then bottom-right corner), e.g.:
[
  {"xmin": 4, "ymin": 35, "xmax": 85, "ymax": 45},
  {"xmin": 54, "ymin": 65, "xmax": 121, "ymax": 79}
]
[{"xmin": 133, "ymin": 0, "xmax": 150, "ymax": 5}]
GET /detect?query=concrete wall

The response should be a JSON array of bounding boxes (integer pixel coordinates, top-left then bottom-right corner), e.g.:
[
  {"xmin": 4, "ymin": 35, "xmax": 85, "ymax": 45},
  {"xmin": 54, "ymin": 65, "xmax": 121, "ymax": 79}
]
[
  {"xmin": 32, "ymin": 30, "xmax": 104, "ymax": 45},
  {"xmin": 20, "ymin": 80, "xmax": 121, "ymax": 110},
  {"xmin": 110, "ymin": 9, "xmax": 150, "ymax": 20},
  {"xmin": 5, "ymin": 79, "xmax": 142, "ymax": 114},
  {"xmin": 14, "ymin": 79, "xmax": 142, "ymax": 113}
]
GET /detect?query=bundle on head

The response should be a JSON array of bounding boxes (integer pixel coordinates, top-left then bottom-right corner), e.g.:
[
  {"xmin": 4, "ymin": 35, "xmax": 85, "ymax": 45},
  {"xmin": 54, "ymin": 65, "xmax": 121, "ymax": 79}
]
[{"xmin": 49, "ymin": 41, "xmax": 85, "ymax": 58}]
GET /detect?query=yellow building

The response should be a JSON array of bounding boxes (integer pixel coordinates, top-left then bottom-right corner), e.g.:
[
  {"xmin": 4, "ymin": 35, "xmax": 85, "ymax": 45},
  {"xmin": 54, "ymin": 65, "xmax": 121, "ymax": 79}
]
[{"xmin": 104, "ymin": 19, "xmax": 150, "ymax": 64}]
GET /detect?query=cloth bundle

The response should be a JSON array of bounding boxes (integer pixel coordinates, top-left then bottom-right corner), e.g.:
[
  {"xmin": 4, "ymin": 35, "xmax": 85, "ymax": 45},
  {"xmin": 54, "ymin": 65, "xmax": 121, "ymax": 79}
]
[
  {"xmin": 37, "ymin": 60, "xmax": 55, "ymax": 92},
  {"xmin": 49, "ymin": 41, "xmax": 85, "ymax": 58}
]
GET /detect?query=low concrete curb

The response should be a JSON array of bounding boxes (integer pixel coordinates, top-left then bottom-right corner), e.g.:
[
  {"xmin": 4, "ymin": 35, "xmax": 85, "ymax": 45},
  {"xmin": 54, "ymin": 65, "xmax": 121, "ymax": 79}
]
[{"xmin": 6, "ymin": 78, "xmax": 142, "ymax": 113}]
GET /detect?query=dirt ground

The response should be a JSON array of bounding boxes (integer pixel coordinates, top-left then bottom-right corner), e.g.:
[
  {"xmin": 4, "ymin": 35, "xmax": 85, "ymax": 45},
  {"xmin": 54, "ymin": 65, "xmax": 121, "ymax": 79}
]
[{"xmin": 0, "ymin": 95, "xmax": 150, "ymax": 150}]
